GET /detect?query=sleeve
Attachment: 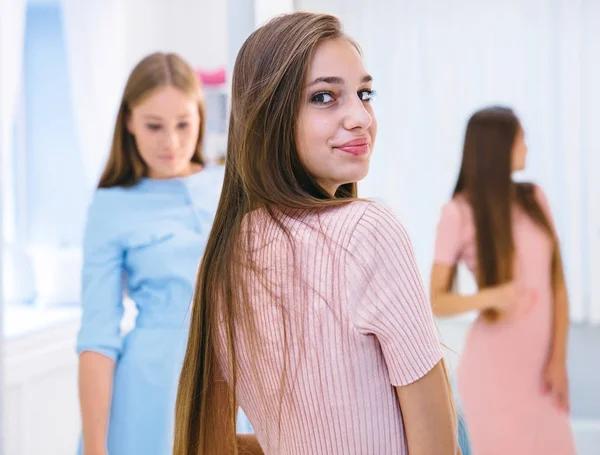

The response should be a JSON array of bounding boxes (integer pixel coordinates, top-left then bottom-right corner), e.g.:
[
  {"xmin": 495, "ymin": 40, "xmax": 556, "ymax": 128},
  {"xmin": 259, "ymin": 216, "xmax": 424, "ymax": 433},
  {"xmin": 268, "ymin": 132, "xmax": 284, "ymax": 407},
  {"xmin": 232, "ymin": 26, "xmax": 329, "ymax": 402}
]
[
  {"xmin": 433, "ymin": 200, "xmax": 463, "ymax": 266},
  {"xmin": 76, "ymin": 192, "xmax": 125, "ymax": 361},
  {"xmin": 346, "ymin": 203, "xmax": 443, "ymax": 386}
]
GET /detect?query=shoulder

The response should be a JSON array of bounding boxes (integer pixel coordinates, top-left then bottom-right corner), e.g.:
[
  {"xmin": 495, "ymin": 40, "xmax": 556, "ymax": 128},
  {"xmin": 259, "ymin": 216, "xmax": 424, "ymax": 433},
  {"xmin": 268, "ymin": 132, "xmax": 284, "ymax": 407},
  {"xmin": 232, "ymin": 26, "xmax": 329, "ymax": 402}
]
[
  {"xmin": 440, "ymin": 195, "xmax": 468, "ymax": 219},
  {"xmin": 516, "ymin": 181, "xmax": 550, "ymax": 208},
  {"xmin": 531, "ymin": 182, "xmax": 548, "ymax": 204},
  {"xmin": 434, "ymin": 196, "xmax": 472, "ymax": 234},
  {"xmin": 90, "ymin": 185, "xmax": 131, "ymax": 205},
  {"xmin": 88, "ymin": 187, "xmax": 127, "ymax": 216},
  {"xmin": 200, "ymin": 164, "xmax": 225, "ymax": 188},
  {"xmin": 188, "ymin": 164, "xmax": 225, "ymax": 205},
  {"xmin": 324, "ymin": 199, "xmax": 400, "ymax": 234},
  {"xmin": 206, "ymin": 163, "xmax": 226, "ymax": 179},
  {"xmin": 85, "ymin": 187, "xmax": 141, "ymax": 242},
  {"xmin": 87, "ymin": 186, "xmax": 142, "ymax": 220},
  {"xmin": 352, "ymin": 199, "xmax": 402, "ymax": 229},
  {"xmin": 344, "ymin": 200, "xmax": 413, "ymax": 255},
  {"xmin": 516, "ymin": 180, "xmax": 545, "ymax": 197}
]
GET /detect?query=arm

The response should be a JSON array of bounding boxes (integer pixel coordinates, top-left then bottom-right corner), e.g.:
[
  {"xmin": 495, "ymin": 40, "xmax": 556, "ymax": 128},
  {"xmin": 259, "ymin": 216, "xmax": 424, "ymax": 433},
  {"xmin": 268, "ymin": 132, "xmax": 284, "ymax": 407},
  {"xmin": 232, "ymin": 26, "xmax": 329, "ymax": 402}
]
[
  {"xmin": 532, "ymin": 184, "xmax": 569, "ymax": 362},
  {"xmin": 541, "ymin": 263, "xmax": 570, "ymax": 412},
  {"xmin": 534, "ymin": 185, "xmax": 570, "ymax": 411},
  {"xmin": 207, "ymin": 362, "xmax": 263, "ymax": 454},
  {"xmin": 347, "ymin": 203, "xmax": 459, "ymax": 451},
  {"xmin": 77, "ymin": 194, "xmax": 126, "ymax": 454},
  {"xmin": 430, "ymin": 264, "xmax": 512, "ymax": 317},
  {"xmin": 550, "ymin": 267, "xmax": 569, "ymax": 363},
  {"xmin": 396, "ymin": 361, "xmax": 460, "ymax": 455},
  {"xmin": 79, "ymin": 353, "xmax": 115, "ymax": 454},
  {"xmin": 430, "ymin": 201, "xmax": 523, "ymax": 319},
  {"xmin": 430, "ymin": 201, "xmax": 489, "ymax": 317}
]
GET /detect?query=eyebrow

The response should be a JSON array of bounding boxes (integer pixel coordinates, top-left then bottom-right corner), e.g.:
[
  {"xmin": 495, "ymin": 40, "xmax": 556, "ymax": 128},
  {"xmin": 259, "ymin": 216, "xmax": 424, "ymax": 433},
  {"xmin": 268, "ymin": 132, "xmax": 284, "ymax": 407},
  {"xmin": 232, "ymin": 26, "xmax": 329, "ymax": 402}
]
[
  {"xmin": 142, "ymin": 114, "xmax": 191, "ymax": 120},
  {"xmin": 308, "ymin": 75, "xmax": 373, "ymax": 87}
]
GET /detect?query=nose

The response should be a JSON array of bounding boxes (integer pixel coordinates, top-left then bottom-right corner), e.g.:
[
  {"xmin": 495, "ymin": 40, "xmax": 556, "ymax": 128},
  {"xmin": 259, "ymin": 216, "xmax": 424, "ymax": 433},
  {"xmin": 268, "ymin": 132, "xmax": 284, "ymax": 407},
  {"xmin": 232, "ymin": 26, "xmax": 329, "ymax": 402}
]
[
  {"xmin": 343, "ymin": 96, "xmax": 373, "ymax": 131},
  {"xmin": 163, "ymin": 129, "xmax": 180, "ymax": 149}
]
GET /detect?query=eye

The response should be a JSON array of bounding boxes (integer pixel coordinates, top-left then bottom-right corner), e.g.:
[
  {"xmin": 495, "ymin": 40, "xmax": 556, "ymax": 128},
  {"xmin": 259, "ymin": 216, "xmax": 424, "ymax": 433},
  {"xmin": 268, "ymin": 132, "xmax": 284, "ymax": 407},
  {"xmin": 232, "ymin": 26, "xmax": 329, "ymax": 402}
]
[
  {"xmin": 177, "ymin": 122, "xmax": 190, "ymax": 129},
  {"xmin": 146, "ymin": 124, "xmax": 162, "ymax": 131},
  {"xmin": 358, "ymin": 89, "xmax": 376, "ymax": 102},
  {"xmin": 310, "ymin": 92, "xmax": 335, "ymax": 105}
]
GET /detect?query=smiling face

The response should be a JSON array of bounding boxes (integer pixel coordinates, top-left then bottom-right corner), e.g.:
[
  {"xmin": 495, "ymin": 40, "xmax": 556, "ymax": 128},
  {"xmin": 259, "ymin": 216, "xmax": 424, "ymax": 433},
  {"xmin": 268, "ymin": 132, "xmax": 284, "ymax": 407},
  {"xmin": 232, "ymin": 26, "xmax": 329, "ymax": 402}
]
[
  {"xmin": 295, "ymin": 37, "xmax": 377, "ymax": 196},
  {"xmin": 126, "ymin": 85, "xmax": 201, "ymax": 179}
]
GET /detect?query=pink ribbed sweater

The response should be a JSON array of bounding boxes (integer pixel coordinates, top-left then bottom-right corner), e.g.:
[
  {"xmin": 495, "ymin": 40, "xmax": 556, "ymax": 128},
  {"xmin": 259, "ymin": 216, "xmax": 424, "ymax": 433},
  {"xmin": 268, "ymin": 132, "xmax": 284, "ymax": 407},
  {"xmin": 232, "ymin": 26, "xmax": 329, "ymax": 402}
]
[{"xmin": 218, "ymin": 201, "xmax": 443, "ymax": 454}]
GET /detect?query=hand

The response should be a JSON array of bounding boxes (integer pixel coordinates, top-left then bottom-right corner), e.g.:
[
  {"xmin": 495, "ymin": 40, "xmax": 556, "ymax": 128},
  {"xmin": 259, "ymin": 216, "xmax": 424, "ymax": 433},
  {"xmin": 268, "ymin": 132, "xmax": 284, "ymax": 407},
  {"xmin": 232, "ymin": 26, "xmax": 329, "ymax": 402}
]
[
  {"xmin": 542, "ymin": 356, "xmax": 570, "ymax": 413},
  {"xmin": 499, "ymin": 281, "xmax": 537, "ymax": 309},
  {"xmin": 482, "ymin": 281, "xmax": 537, "ymax": 322},
  {"xmin": 492, "ymin": 281, "xmax": 537, "ymax": 312}
]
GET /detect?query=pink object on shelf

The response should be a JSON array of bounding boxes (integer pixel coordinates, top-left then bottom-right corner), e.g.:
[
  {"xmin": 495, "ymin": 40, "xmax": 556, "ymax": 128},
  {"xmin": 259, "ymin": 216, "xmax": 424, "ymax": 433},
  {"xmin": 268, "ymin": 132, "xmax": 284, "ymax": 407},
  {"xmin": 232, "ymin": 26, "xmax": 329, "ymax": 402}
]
[{"xmin": 196, "ymin": 68, "xmax": 227, "ymax": 86}]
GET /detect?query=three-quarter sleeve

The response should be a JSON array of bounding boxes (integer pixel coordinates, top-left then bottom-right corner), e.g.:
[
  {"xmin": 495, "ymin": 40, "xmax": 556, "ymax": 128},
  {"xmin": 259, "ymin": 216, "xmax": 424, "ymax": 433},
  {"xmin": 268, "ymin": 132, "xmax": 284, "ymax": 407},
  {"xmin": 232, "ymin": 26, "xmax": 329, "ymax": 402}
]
[
  {"xmin": 433, "ymin": 200, "xmax": 463, "ymax": 266},
  {"xmin": 76, "ymin": 193, "xmax": 125, "ymax": 361},
  {"xmin": 346, "ymin": 203, "xmax": 443, "ymax": 386}
]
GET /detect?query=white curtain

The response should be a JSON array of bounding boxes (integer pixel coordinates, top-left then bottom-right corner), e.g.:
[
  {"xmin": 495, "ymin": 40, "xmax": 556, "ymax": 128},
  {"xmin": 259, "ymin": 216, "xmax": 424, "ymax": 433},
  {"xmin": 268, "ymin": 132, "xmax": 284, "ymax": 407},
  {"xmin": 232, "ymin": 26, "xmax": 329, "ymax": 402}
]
[
  {"xmin": 255, "ymin": 0, "xmax": 294, "ymax": 25},
  {"xmin": 0, "ymin": 0, "xmax": 37, "ymax": 306},
  {"xmin": 297, "ymin": 0, "xmax": 600, "ymax": 324},
  {"xmin": 0, "ymin": 0, "xmax": 27, "ymax": 244},
  {"xmin": 227, "ymin": 0, "xmax": 294, "ymax": 76},
  {"xmin": 61, "ymin": 0, "xmax": 128, "ymax": 190},
  {"xmin": 0, "ymin": 0, "xmax": 27, "ymax": 447}
]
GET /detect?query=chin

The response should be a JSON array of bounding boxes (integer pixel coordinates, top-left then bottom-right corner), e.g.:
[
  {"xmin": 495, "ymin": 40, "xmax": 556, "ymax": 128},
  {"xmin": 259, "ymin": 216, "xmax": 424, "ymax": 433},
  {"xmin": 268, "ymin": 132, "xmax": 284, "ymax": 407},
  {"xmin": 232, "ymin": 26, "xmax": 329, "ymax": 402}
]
[
  {"xmin": 155, "ymin": 161, "xmax": 192, "ymax": 178},
  {"xmin": 511, "ymin": 159, "xmax": 526, "ymax": 172},
  {"xmin": 337, "ymin": 167, "xmax": 370, "ymax": 187},
  {"xmin": 353, "ymin": 162, "xmax": 371, "ymax": 182}
]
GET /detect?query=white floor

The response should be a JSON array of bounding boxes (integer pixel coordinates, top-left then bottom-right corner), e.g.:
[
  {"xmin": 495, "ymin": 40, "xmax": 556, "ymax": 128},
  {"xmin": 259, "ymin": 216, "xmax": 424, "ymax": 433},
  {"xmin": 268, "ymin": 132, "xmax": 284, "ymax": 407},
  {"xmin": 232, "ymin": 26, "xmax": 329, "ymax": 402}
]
[
  {"xmin": 4, "ymin": 306, "xmax": 598, "ymax": 453},
  {"xmin": 437, "ymin": 317, "xmax": 600, "ymax": 455}
]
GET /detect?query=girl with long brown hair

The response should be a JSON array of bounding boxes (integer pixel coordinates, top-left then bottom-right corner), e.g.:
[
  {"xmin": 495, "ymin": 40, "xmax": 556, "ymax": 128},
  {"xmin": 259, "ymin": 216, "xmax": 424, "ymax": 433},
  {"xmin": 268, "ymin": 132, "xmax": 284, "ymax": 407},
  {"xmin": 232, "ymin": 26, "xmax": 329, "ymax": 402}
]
[
  {"xmin": 174, "ymin": 12, "xmax": 459, "ymax": 455},
  {"xmin": 76, "ymin": 52, "xmax": 226, "ymax": 454},
  {"xmin": 431, "ymin": 106, "xmax": 576, "ymax": 454}
]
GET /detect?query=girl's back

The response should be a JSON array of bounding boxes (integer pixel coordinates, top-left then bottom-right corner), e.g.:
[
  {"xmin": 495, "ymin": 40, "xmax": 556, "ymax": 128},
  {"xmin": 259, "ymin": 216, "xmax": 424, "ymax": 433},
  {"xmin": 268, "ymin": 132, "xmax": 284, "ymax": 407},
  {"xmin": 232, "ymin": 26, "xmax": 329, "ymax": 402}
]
[
  {"xmin": 220, "ymin": 201, "xmax": 442, "ymax": 455},
  {"xmin": 434, "ymin": 186, "xmax": 575, "ymax": 454}
]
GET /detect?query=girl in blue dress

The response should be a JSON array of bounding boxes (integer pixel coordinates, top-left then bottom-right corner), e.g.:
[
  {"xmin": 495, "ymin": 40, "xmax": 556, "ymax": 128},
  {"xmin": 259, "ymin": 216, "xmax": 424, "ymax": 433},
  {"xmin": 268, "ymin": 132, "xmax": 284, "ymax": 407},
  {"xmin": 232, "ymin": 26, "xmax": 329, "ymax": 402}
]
[{"xmin": 76, "ymin": 52, "xmax": 241, "ymax": 455}]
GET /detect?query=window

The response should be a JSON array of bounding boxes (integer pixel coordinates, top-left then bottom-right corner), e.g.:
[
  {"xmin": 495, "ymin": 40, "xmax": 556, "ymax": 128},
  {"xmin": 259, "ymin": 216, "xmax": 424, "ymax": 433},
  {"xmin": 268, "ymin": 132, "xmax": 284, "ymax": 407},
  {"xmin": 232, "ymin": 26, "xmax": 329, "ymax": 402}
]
[{"xmin": 3, "ymin": 2, "xmax": 85, "ymax": 339}]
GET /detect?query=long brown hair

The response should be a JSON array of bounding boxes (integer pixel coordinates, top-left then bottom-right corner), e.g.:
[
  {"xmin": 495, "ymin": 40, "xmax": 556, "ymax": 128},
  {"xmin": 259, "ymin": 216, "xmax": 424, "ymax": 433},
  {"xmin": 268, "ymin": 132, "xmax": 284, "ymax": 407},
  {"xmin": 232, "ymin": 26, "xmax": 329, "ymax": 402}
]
[
  {"xmin": 452, "ymin": 106, "xmax": 563, "ymax": 320},
  {"xmin": 98, "ymin": 52, "xmax": 205, "ymax": 188},
  {"xmin": 174, "ymin": 12, "xmax": 455, "ymax": 454}
]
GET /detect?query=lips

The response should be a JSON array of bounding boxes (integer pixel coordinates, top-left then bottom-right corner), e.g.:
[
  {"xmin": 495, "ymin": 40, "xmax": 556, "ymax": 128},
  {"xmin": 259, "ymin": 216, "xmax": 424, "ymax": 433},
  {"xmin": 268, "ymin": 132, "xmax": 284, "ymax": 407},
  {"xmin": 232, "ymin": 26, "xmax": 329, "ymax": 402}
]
[{"xmin": 335, "ymin": 137, "xmax": 370, "ymax": 156}]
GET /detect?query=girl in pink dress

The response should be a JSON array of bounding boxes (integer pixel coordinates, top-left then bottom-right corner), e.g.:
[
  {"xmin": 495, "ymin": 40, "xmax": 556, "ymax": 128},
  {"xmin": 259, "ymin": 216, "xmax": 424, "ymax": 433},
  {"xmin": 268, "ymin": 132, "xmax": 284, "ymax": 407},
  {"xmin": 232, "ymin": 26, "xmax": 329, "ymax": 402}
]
[
  {"xmin": 431, "ymin": 106, "xmax": 576, "ymax": 454},
  {"xmin": 173, "ymin": 12, "xmax": 460, "ymax": 455}
]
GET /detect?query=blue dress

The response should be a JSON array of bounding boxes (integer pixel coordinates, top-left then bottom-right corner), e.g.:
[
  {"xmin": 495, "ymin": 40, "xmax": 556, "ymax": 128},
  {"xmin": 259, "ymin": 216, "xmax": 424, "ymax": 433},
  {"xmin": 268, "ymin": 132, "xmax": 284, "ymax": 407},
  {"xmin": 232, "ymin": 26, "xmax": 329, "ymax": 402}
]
[{"xmin": 76, "ymin": 165, "xmax": 250, "ymax": 454}]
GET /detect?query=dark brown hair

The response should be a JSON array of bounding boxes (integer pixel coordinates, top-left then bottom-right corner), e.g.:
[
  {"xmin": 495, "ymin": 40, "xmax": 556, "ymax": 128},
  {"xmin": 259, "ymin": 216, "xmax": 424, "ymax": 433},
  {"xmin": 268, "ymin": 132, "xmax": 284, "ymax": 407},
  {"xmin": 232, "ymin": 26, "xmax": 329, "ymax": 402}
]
[
  {"xmin": 453, "ymin": 106, "xmax": 563, "ymax": 320},
  {"xmin": 98, "ymin": 52, "xmax": 205, "ymax": 188}
]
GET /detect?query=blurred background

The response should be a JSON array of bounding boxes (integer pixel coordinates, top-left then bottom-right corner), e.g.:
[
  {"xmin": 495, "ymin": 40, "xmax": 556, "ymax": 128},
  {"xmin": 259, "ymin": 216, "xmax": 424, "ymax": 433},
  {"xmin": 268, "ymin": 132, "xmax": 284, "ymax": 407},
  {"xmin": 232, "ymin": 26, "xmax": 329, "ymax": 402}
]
[{"xmin": 0, "ymin": 0, "xmax": 598, "ymax": 453}]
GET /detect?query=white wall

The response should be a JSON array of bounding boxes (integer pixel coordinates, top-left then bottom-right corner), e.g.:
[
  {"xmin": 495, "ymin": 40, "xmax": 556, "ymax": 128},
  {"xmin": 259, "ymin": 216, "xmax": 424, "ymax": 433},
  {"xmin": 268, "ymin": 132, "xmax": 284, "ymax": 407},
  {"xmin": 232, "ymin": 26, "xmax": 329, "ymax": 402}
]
[
  {"xmin": 0, "ymin": 3, "xmax": 5, "ymax": 450},
  {"xmin": 297, "ymin": 0, "xmax": 600, "ymax": 324},
  {"xmin": 125, "ymin": 0, "xmax": 228, "ymax": 72}
]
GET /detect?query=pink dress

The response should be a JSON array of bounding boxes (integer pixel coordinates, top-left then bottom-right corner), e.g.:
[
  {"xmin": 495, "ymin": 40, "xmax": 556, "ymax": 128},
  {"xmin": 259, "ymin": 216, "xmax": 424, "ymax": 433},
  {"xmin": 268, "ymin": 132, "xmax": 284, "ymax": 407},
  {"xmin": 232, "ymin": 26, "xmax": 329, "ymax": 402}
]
[
  {"xmin": 218, "ymin": 201, "xmax": 443, "ymax": 454},
  {"xmin": 434, "ymin": 186, "xmax": 576, "ymax": 455}
]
